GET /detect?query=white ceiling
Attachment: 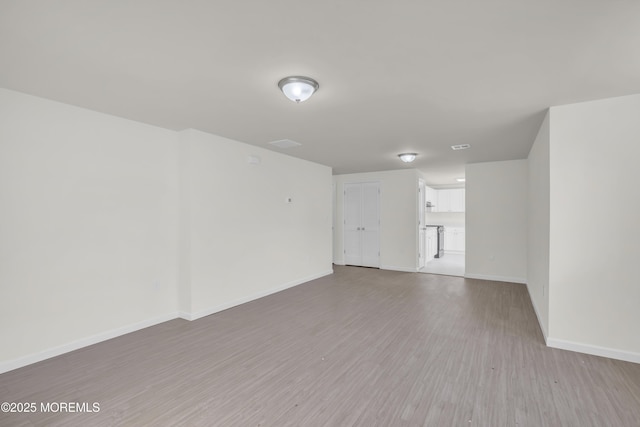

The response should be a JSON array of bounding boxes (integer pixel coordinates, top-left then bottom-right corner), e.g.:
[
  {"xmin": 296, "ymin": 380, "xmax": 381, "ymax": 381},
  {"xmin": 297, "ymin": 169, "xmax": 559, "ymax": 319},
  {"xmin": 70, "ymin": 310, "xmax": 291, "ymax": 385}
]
[{"xmin": 1, "ymin": 1, "xmax": 639, "ymax": 185}]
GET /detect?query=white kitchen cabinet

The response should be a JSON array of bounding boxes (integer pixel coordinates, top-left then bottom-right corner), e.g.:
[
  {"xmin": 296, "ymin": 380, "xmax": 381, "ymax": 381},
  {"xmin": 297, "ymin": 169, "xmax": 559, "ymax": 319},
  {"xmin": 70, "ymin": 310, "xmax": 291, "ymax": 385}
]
[
  {"xmin": 426, "ymin": 227, "xmax": 438, "ymax": 259},
  {"xmin": 454, "ymin": 229, "xmax": 465, "ymax": 252},
  {"xmin": 444, "ymin": 229, "xmax": 453, "ymax": 251},
  {"xmin": 434, "ymin": 189, "xmax": 465, "ymax": 212},
  {"xmin": 450, "ymin": 189, "xmax": 465, "ymax": 212},
  {"xmin": 425, "ymin": 186, "xmax": 438, "ymax": 210},
  {"xmin": 435, "ymin": 190, "xmax": 449, "ymax": 212},
  {"xmin": 444, "ymin": 227, "xmax": 465, "ymax": 253}
]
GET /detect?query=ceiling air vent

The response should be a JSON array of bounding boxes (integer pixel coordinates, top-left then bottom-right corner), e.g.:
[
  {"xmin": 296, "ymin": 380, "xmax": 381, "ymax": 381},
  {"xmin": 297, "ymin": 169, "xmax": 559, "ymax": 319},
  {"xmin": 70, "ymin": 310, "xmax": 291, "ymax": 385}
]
[
  {"xmin": 269, "ymin": 139, "xmax": 302, "ymax": 149},
  {"xmin": 451, "ymin": 144, "xmax": 471, "ymax": 150}
]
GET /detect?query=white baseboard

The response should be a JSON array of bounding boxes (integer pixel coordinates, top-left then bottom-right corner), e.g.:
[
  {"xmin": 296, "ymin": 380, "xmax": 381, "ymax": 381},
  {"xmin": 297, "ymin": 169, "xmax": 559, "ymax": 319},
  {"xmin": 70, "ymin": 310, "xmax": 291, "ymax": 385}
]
[
  {"xmin": 0, "ymin": 312, "xmax": 179, "ymax": 375},
  {"xmin": 184, "ymin": 269, "xmax": 334, "ymax": 321},
  {"xmin": 525, "ymin": 284, "xmax": 548, "ymax": 343},
  {"xmin": 547, "ymin": 338, "xmax": 640, "ymax": 365},
  {"xmin": 334, "ymin": 263, "xmax": 417, "ymax": 273},
  {"xmin": 1, "ymin": 270, "xmax": 335, "ymax": 374},
  {"xmin": 380, "ymin": 265, "xmax": 418, "ymax": 273},
  {"xmin": 464, "ymin": 273, "xmax": 526, "ymax": 284},
  {"xmin": 177, "ymin": 311, "xmax": 192, "ymax": 321}
]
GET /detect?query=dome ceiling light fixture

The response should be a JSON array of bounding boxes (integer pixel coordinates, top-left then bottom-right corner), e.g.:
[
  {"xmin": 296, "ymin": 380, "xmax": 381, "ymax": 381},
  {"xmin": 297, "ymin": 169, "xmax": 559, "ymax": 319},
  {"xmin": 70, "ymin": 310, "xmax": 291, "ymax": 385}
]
[
  {"xmin": 398, "ymin": 153, "xmax": 418, "ymax": 163},
  {"xmin": 278, "ymin": 76, "xmax": 319, "ymax": 103}
]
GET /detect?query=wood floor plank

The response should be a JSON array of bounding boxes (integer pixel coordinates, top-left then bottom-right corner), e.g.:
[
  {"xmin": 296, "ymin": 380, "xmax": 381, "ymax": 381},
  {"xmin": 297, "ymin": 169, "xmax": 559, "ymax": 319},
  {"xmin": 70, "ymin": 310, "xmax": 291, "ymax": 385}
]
[{"xmin": 1, "ymin": 265, "xmax": 640, "ymax": 426}]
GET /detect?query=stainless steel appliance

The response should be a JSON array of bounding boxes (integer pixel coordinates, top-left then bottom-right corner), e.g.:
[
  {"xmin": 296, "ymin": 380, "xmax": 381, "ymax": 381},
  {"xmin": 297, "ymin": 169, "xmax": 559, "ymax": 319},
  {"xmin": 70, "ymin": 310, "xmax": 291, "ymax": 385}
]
[{"xmin": 435, "ymin": 226, "xmax": 444, "ymax": 258}]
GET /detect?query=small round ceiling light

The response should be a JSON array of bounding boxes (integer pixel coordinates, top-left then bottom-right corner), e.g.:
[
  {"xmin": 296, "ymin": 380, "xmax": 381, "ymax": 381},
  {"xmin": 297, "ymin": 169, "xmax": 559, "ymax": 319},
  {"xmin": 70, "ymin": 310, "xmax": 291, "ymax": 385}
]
[
  {"xmin": 398, "ymin": 153, "xmax": 418, "ymax": 163},
  {"xmin": 278, "ymin": 76, "xmax": 319, "ymax": 103}
]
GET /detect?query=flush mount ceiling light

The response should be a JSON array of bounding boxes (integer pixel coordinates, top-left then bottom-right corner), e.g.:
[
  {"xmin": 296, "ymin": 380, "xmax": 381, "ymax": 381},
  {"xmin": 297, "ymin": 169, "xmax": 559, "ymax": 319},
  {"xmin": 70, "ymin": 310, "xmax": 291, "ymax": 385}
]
[
  {"xmin": 398, "ymin": 153, "xmax": 418, "ymax": 163},
  {"xmin": 278, "ymin": 76, "xmax": 319, "ymax": 103},
  {"xmin": 456, "ymin": 178, "xmax": 466, "ymax": 182}
]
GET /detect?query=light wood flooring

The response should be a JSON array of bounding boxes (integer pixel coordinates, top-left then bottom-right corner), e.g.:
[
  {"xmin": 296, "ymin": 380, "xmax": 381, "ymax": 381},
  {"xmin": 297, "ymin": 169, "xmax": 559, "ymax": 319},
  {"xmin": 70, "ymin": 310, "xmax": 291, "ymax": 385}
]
[{"xmin": 1, "ymin": 266, "xmax": 640, "ymax": 426}]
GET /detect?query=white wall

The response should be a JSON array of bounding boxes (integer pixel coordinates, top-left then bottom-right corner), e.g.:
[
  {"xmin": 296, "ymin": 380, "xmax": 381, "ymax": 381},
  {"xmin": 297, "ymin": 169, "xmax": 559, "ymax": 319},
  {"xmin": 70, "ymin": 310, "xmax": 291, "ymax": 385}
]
[
  {"xmin": 527, "ymin": 111, "xmax": 550, "ymax": 338},
  {"xmin": 425, "ymin": 212, "xmax": 465, "ymax": 228},
  {"xmin": 465, "ymin": 160, "xmax": 528, "ymax": 283},
  {"xmin": 0, "ymin": 88, "xmax": 333, "ymax": 372},
  {"xmin": 179, "ymin": 129, "xmax": 333, "ymax": 319},
  {"xmin": 547, "ymin": 94, "xmax": 640, "ymax": 360},
  {"xmin": 0, "ymin": 88, "xmax": 180, "ymax": 370},
  {"xmin": 333, "ymin": 170, "xmax": 419, "ymax": 272}
]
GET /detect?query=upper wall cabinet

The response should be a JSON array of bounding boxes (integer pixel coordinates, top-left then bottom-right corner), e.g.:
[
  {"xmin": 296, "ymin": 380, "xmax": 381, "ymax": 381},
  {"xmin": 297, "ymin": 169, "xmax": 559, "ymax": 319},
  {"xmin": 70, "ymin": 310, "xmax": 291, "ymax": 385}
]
[
  {"xmin": 425, "ymin": 186, "xmax": 438, "ymax": 209},
  {"xmin": 433, "ymin": 189, "xmax": 465, "ymax": 212}
]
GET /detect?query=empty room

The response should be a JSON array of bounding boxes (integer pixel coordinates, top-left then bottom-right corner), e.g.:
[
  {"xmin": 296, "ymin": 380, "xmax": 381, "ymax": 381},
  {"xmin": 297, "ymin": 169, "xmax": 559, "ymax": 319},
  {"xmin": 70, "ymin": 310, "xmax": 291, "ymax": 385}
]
[{"xmin": 1, "ymin": 1, "xmax": 640, "ymax": 426}]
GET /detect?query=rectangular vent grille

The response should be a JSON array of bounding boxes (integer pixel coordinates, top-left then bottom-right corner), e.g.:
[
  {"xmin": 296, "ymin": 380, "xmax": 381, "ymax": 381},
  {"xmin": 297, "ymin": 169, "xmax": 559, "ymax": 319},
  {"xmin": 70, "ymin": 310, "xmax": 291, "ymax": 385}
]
[{"xmin": 451, "ymin": 144, "xmax": 471, "ymax": 150}]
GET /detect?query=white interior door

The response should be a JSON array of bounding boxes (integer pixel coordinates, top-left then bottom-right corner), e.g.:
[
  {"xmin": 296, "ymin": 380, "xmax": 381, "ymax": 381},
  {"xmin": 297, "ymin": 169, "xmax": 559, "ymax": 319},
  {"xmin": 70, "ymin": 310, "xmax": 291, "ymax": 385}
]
[
  {"xmin": 418, "ymin": 179, "xmax": 426, "ymax": 269},
  {"xmin": 344, "ymin": 183, "xmax": 362, "ymax": 266},
  {"xmin": 343, "ymin": 182, "xmax": 380, "ymax": 268},
  {"xmin": 360, "ymin": 182, "xmax": 380, "ymax": 267}
]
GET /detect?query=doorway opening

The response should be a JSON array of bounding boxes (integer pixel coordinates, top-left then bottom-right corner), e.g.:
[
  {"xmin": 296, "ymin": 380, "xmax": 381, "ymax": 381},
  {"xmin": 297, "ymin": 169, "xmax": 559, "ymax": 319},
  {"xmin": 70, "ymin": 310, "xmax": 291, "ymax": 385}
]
[{"xmin": 418, "ymin": 180, "xmax": 465, "ymax": 277}]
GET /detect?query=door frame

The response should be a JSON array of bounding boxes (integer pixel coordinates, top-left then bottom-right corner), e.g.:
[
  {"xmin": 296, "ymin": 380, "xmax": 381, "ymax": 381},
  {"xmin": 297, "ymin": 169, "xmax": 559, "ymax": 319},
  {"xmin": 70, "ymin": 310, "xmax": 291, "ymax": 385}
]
[
  {"xmin": 418, "ymin": 178, "xmax": 426, "ymax": 269},
  {"xmin": 343, "ymin": 181, "xmax": 380, "ymax": 268}
]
